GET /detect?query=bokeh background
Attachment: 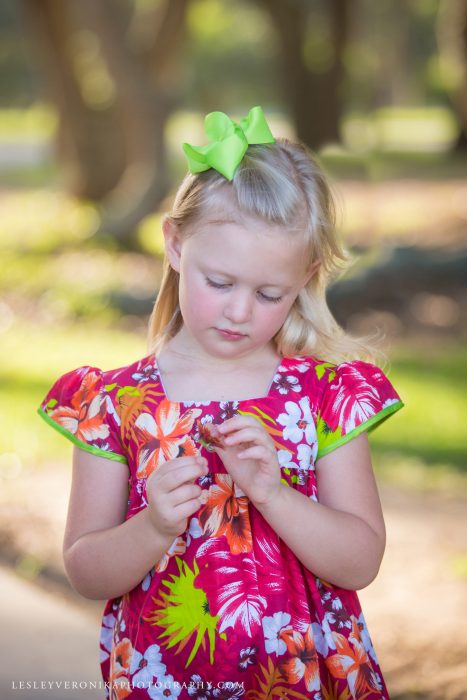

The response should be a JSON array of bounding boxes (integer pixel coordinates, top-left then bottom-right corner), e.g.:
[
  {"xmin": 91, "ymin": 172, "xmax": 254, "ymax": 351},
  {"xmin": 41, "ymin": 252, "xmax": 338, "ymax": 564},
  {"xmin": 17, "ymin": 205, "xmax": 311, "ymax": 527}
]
[{"xmin": 0, "ymin": 1, "xmax": 466, "ymax": 698}]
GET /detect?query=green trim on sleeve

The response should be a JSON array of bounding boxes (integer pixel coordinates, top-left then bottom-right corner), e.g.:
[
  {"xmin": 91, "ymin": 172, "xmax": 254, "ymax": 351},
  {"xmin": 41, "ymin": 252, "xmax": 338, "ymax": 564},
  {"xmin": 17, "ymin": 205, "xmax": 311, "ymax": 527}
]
[
  {"xmin": 316, "ymin": 400, "xmax": 404, "ymax": 460},
  {"xmin": 37, "ymin": 407, "xmax": 128, "ymax": 464}
]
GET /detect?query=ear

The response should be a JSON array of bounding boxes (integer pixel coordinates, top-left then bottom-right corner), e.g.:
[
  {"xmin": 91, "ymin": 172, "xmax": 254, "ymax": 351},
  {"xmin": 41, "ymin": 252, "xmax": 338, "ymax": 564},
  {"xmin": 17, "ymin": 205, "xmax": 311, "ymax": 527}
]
[
  {"xmin": 303, "ymin": 260, "xmax": 321, "ymax": 286},
  {"xmin": 162, "ymin": 216, "xmax": 182, "ymax": 273}
]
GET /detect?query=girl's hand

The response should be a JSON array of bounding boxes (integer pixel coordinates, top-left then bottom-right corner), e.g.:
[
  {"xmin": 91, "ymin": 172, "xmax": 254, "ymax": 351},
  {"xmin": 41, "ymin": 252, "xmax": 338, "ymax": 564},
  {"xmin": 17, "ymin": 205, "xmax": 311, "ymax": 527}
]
[
  {"xmin": 146, "ymin": 455, "xmax": 208, "ymax": 538},
  {"xmin": 211, "ymin": 416, "xmax": 282, "ymax": 506}
]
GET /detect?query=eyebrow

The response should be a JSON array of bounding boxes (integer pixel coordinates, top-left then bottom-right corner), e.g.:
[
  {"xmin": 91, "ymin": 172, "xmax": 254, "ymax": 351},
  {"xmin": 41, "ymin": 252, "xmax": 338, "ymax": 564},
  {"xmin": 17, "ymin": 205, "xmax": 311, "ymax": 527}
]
[{"xmin": 204, "ymin": 217, "xmax": 243, "ymax": 227}]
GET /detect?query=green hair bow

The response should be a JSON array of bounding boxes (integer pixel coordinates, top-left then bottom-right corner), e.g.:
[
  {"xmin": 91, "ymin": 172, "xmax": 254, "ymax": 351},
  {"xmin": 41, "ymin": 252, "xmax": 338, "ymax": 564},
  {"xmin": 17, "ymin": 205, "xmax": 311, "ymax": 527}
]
[{"xmin": 182, "ymin": 105, "xmax": 275, "ymax": 181}]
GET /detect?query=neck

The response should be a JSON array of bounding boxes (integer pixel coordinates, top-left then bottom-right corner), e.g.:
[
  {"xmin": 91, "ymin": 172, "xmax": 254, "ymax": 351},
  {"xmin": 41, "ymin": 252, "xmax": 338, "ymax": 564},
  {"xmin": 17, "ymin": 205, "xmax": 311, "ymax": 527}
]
[{"xmin": 162, "ymin": 328, "xmax": 279, "ymax": 373}]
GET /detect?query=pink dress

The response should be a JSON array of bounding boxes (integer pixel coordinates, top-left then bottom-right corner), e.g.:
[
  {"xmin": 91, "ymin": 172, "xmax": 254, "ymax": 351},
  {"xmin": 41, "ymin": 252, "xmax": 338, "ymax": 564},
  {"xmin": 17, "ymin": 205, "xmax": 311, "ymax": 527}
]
[{"xmin": 38, "ymin": 353, "xmax": 403, "ymax": 699}]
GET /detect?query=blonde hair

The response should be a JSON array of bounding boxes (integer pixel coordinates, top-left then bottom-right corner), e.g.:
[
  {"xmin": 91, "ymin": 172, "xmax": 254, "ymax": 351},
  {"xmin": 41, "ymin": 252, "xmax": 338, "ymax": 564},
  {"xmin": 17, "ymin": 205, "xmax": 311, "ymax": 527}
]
[{"xmin": 147, "ymin": 137, "xmax": 380, "ymax": 365}]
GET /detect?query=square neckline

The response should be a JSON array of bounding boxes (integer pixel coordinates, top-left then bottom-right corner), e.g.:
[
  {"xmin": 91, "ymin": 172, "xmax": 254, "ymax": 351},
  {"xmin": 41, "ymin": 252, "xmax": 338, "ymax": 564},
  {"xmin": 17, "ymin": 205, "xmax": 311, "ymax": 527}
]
[{"xmin": 152, "ymin": 354, "xmax": 285, "ymax": 405}]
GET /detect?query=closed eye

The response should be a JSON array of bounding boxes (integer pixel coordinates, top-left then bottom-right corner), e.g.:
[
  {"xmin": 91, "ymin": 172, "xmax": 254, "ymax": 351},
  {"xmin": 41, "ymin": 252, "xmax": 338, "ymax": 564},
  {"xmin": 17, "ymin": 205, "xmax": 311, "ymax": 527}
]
[
  {"xmin": 258, "ymin": 292, "xmax": 283, "ymax": 304},
  {"xmin": 206, "ymin": 278, "xmax": 231, "ymax": 290},
  {"xmin": 205, "ymin": 277, "xmax": 283, "ymax": 303}
]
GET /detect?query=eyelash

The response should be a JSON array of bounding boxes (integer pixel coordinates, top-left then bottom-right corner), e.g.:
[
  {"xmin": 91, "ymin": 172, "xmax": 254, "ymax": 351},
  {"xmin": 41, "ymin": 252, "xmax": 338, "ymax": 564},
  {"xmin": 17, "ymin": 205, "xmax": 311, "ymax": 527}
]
[{"xmin": 205, "ymin": 278, "xmax": 283, "ymax": 304}]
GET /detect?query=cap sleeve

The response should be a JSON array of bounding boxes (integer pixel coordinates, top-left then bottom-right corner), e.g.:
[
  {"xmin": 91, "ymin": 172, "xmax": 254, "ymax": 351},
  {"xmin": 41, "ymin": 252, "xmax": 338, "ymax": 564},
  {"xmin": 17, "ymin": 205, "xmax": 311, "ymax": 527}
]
[
  {"xmin": 37, "ymin": 366, "xmax": 127, "ymax": 464},
  {"xmin": 316, "ymin": 360, "xmax": 403, "ymax": 460}
]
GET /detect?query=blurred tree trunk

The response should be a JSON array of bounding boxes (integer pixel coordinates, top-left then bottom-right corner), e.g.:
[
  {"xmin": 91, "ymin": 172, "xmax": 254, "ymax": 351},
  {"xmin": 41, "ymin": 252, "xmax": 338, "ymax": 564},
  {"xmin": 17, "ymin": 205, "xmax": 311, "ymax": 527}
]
[
  {"xmin": 256, "ymin": 0, "xmax": 350, "ymax": 148},
  {"xmin": 77, "ymin": 0, "xmax": 190, "ymax": 244},
  {"xmin": 19, "ymin": 0, "xmax": 125, "ymax": 200},
  {"xmin": 19, "ymin": 0, "xmax": 190, "ymax": 248},
  {"xmin": 437, "ymin": 0, "xmax": 467, "ymax": 150}
]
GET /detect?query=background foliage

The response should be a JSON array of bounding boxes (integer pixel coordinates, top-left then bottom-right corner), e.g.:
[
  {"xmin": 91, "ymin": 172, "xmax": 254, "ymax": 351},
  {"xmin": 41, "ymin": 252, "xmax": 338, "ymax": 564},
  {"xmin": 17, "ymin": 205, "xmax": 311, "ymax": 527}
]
[{"xmin": 0, "ymin": 3, "xmax": 466, "ymax": 695}]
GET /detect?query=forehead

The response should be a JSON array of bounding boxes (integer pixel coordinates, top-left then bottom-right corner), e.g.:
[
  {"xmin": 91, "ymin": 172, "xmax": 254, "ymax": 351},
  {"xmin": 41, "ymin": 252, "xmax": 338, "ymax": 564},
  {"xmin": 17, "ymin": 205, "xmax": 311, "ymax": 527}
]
[{"xmin": 184, "ymin": 217, "xmax": 308, "ymax": 285}]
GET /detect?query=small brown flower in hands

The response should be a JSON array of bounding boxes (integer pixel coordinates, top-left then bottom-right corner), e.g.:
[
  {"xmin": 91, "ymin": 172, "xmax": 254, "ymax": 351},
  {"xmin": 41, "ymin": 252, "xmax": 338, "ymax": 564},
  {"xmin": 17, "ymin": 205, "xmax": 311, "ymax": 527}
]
[{"xmin": 197, "ymin": 420, "xmax": 226, "ymax": 451}]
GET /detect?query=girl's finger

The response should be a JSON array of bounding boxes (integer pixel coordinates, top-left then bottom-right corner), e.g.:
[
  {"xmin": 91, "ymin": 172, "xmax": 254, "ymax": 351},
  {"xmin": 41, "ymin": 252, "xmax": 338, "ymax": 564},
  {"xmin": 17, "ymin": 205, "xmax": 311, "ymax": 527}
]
[
  {"xmin": 166, "ymin": 482, "xmax": 203, "ymax": 506},
  {"xmin": 154, "ymin": 462, "xmax": 207, "ymax": 492},
  {"xmin": 237, "ymin": 445, "xmax": 277, "ymax": 461},
  {"xmin": 223, "ymin": 427, "xmax": 269, "ymax": 447},
  {"xmin": 172, "ymin": 496, "xmax": 206, "ymax": 520},
  {"xmin": 217, "ymin": 416, "xmax": 260, "ymax": 434}
]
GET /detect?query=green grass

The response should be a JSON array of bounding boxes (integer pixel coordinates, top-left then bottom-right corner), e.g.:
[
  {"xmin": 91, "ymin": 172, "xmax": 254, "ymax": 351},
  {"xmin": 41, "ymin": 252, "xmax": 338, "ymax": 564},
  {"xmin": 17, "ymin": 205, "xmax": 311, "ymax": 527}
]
[{"xmin": 369, "ymin": 343, "xmax": 467, "ymax": 493}]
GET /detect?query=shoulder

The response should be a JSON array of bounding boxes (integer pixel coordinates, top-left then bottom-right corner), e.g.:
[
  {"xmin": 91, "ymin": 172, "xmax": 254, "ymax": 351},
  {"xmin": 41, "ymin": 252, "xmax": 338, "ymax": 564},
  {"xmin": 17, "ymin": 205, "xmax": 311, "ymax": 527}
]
[
  {"xmin": 280, "ymin": 355, "xmax": 399, "ymax": 398},
  {"xmin": 276, "ymin": 355, "xmax": 338, "ymax": 397},
  {"xmin": 100, "ymin": 352, "xmax": 159, "ymax": 387},
  {"xmin": 309, "ymin": 358, "xmax": 403, "ymax": 460},
  {"xmin": 40, "ymin": 353, "xmax": 158, "ymax": 406},
  {"xmin": 320, "ymin": 359, "xmax": 402, "ymax": 409},
  {"xmin": 37, "ymin": 353, "xmax": 159, "ymax": 464}
]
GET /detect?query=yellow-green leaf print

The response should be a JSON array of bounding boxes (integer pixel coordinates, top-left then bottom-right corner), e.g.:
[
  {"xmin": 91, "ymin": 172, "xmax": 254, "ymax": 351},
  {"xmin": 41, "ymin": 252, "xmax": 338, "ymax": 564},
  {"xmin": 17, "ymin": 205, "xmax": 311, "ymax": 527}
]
[
  {"xmin": 316, "ymin": 416, "xmax": 342, "ymax": 455},
  {"xmin": 144, "ymin": 557, "xmax": 220, "ymax": 667}
]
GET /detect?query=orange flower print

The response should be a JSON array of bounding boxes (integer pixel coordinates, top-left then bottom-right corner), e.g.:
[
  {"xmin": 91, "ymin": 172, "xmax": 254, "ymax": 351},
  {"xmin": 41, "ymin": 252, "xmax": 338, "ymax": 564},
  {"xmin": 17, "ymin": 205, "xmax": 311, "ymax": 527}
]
[
  {"xmin": 109, "ymin": 637, "xmax": 132, "ymax": 700},
  {"xmin": 279, "ymin": 625, "xmax": 320, "ymax": 692},
  {"xmin": 325, "ymin": 617, "xmax": 382, "ymax": 696},
  {"xmin": 49, "ymin": 371, "xmax": 110, "ymax": 443},
  {"xmin": 199, "ymin": 474, "xmax": 252, "ymax": 554},
  {"xmin": 134, "ymin": 400, "xmax": 201, "ymax": 478}
]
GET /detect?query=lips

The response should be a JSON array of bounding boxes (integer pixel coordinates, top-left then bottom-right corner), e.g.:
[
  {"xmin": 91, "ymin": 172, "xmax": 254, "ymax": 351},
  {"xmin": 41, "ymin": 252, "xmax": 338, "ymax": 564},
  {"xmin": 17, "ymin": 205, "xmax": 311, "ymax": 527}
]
[{"xmin": 216, "ymin": 328, "xmax": 246, "ymax": 338}]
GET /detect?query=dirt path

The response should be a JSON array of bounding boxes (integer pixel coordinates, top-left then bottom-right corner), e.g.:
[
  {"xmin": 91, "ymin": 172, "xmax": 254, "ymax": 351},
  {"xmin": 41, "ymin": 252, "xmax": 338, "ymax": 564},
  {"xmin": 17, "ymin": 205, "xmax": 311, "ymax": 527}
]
[
  {"xmin": 360, "ymin": 486, "xmax": 467, "ymax": 699},
  {"xmin": 0, "ymin": 564, "xmax": 102, "ymax": 699},
  {"xmin": 1, "ymin": 467, "xmax": 466, "ymax": 699}
]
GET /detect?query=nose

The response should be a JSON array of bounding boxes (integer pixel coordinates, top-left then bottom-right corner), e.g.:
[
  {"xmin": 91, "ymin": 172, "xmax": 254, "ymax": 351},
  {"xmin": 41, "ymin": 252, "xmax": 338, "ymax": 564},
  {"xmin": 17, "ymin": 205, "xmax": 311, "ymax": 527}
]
[{"xmin": 223, "ymin": 290, "xmax": 253, "ymax": 325}]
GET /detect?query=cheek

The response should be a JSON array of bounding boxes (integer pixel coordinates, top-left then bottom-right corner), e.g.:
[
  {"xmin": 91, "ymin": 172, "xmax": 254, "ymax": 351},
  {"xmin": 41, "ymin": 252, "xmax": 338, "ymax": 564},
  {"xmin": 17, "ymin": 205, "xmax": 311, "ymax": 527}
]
[
  {"xmin": 179, "ymin": 276, "xmax": 219, "ymax": 324},
  {"xmin": 257, "ymin": 302, "xmax": 292, "ymax": 333}
]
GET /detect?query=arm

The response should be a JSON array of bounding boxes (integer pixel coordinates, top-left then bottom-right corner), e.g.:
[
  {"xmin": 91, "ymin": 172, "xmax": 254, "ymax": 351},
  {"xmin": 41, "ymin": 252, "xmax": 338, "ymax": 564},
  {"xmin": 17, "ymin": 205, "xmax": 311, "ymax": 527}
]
[
  {"xmin": 255, "ymin": 434, "xmax": 386, "ymax": 590},
  {"xmin": 215, "ymin": 418, "xmax": 385, "ymax": 591},
  {"xmin": 63, "ymin": 447, "xmax": 207, "ymax": 600}
]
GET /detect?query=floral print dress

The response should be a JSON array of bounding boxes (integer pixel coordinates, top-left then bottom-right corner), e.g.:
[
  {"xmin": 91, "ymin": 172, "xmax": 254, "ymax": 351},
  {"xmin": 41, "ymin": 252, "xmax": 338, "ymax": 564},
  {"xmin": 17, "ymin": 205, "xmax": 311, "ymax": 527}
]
[{"xmin": 38, "ymin": 353, "xmax": 403, "ymax": 700}]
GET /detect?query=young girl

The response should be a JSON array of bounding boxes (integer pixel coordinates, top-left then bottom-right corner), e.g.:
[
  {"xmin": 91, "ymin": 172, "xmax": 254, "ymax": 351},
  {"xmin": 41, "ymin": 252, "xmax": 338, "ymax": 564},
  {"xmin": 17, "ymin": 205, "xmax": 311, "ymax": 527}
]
[{"xmin": 38, "ymin": 106, "xmax": 403, "ymax": 699}]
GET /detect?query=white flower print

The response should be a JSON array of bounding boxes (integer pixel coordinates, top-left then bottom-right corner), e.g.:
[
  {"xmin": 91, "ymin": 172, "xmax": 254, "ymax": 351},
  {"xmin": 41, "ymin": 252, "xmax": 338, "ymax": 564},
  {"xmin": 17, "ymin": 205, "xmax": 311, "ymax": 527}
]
[
  {"xmin": 142, "ymin": 570, "xmax": 152, "ymax": 591},
  {"xmin": 187, "ymin": 674, "xmax": 212, "ymax": 699},
  {"xmin": 148, "ymin": 674, "xmax": 182, "ymax": 699},
  {"xmin": 130, "ymin": 644, "xmax": 166, "ymax": 688},
  {"xmin": 277, "ymin": 450, "xmax": 297, "ymax": 470},
  {"xmin": 277, "ymin": 396, "xmax": 316, "ymax": 445},
  {"xmin": 219, "ymin": 401, "xmax": 240, "ymax": 420},
  {"xmin": 132, "ymin": 363, "xmax": 160, "ymax": 383},
  {"xmin": 186, "ymin": 517, "xmax": 203, "ymax": 546},
  {"xmin": 323, "ymin": 595, "xmax": 352, "ymax": 631},
  {"xmin": 238, "ymin": 646, "xmax": 257, "ymax": 670},
  {"xmin": 311, "ymin": 619, "xmax": 336, "ymax": 657},
  {"xmin": 262, "ymin": 611, "xmax": 292, "ymax": 655},
  {"xmin": 136, "ymin": 477, "xmax": 149, "ymax": 508},
  {"xmin": 103, "ymin": 394, "xmax": 121, "ymax": 426},
  {"xmin": 278, "ymin": 444, "xmax": 315, "ymax": 476},
  {"xmin": 297, "ymin": 443, "xmax": 314, "ymax": 470},
  {"xmin": 99, "ymin": 612, "xmax": 116, "ymax": 662},
  {"xmin": 356, "ymin": 612, "xmax": 377, "ymax": 662},
  {"xmin": 183, "ymin": 401, "xmax": 212, "ymax": 407},
  {"xmin": 272, "ymin": 373, "xmax": 301, "ymax": 395},
  {"xmin": 285, "ymin": 359, "xmax": 311, "ymax": 373}
]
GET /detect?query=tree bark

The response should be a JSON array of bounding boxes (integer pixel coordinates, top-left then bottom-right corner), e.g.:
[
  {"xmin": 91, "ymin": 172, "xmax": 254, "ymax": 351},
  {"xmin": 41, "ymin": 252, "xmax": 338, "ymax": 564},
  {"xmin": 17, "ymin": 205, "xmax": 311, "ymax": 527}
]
[
  {"xmin": 75, "ymin": 0, "xmax": 190, "ymax": 246},
  {"xmin": 437, "ymin": 0, "xmax": 467, "ymax": 150},
  {"xmin": 19, "ymin": 0, "xmax": 125, "ymax": 200},
  {"xmin": 256, "ymin": 0, "xmax": 350, "ymax": 148},
  {"xmin": 20, "ymin": 0, "xmax": 190, "ymax": 247}
]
